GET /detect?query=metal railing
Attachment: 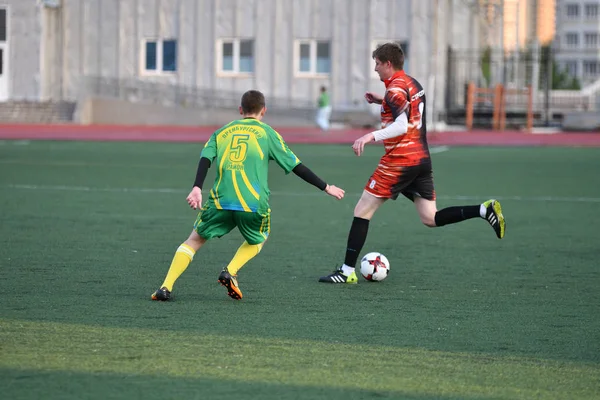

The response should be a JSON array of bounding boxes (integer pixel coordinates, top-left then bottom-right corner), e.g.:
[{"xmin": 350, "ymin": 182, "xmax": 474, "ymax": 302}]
[
  {"xmin": 79, "ymin": 76, "xmax": 317, "ymax": 115},
  {"xmin": 446, "ymin": 47, "xmax": 600, "ymax": 126}
]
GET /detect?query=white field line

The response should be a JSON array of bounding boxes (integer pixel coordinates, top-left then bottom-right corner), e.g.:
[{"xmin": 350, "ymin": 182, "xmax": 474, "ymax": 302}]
[
  {"xmin": 4, "ymin": 184, "xmax": 600, "ymax": 203},
  {"xmin": 429, "ymin": 146, "xmax": 449, "ymax": 154},
  {"xmin": 0, "ymin": 146, "xmax": 451, "ymax": 167}
]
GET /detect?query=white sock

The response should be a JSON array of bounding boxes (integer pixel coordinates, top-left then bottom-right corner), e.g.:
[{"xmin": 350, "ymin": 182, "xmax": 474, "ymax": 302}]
[
  {"xmin": 479, "ymin": 204, "xmax": 487, "ymax": 218},
  {"xmin": 341, "ymin": 264, "xmax": 355, "ymax": 276}
]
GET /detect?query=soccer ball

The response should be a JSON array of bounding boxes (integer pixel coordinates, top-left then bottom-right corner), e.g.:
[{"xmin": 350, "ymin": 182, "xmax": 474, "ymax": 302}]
[{"xmin": 360, "ymin": 252, "xmax": 390, "ymax": 281}]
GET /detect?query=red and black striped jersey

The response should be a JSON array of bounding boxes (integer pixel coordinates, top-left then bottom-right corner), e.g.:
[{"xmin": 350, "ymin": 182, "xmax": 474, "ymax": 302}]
[{"xmin": 379, "ymin": 71, "xmax": 430, "ymax": 167}]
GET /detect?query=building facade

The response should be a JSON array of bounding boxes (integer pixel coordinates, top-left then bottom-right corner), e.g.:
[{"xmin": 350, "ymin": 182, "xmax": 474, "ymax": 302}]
[
  {"xmin": 499, "ymin": 0, "xmax": 556, "ymax": 51},
  {"xmin": 554, "ymin": 0, "xmax": 600, "ymax": 84},
  {"xmin": 0, "ymin": 0, "xmax": 479, "ymax": 123}
]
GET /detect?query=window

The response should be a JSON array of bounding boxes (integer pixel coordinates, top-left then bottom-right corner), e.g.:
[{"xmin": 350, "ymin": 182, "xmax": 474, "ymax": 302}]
[
  {"xmin": 0, "ymin": 9, "xmax": 5, "ymax": 42},
  {"xmin": 294, "ymin": 40, "xmax": 331, "ymax": 76},
  {"xmin": 565, "ymin": 61, "xmax": 578, "ymax": 76},
  {"xmin": 566, "ymin": 33, "xmax": 579, "ymax": 47},
  {"xmin": 162, "ymin": 40, "xmax": 177, "ymax": 71},
  {"xmin": 585, "ymin": 3, "xmax": 599, "ymax": 18},
  {"xmin": 142, "ymin": 39, "xmax": 177, "ymax": 74},
  {"xmin": 585, "ymin": 33, "xmax": 599, "ymax": 48},
  {"xmin": 370, "ymin": 40, "xmax": 410, "ymax": 78},
  {"xmin": 583, "ymin": 61, "xmax": 599, "ymax": 77},
  {"xmin": 566, "ymin": 4, "xmax": 580, "ymax": 18},
  {"xmin": 217, "ymin": 39, "xmax": 254, "ymax": 75}
]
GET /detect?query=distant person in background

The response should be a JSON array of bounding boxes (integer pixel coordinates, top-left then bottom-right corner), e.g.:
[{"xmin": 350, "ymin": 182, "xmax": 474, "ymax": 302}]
[{"xmin": 316, "ymin": 86, "xmax": 332, "ymax": 131}]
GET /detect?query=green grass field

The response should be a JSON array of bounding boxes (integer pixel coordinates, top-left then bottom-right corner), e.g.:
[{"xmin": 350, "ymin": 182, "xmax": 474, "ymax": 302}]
[{"xmin": 1, "ymin": 140, "xmax": 599, "ymax": 400}]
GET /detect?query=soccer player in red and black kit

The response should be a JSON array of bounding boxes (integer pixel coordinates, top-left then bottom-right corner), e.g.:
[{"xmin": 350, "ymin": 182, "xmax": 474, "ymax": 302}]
[{"xmin": 319, "ymin": 42, "xmax": 505, "ymax": 284}]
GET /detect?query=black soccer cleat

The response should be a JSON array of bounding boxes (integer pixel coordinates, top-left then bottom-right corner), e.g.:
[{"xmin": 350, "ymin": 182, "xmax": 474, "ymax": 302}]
[
  {"xmin": 318, "ymin": 269, "xmax": 358, "ymax": 284},
  {"xmin": 218, "ymin": 270, "xmax": 243, "ymax": 300},
  {"xmin": 151, "ymin": 286, "xmax": 171, "ymax": 301},
  {"xmin": 483, "ymin": 199, "xmax": 506, "ymax": 239}
]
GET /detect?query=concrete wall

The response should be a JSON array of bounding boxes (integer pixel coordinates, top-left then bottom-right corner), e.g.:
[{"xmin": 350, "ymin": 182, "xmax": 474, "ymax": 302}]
[
  {"xmin": 78, "ymin": 97, "xmax": 318, "ymax": 126},
  {"xmin": 5, "ymin": 0, "xmax": 478, "ymax": 125},
  {"xmin": 6, "ymin": 1, "xmax": 42, "ymax": 100}
]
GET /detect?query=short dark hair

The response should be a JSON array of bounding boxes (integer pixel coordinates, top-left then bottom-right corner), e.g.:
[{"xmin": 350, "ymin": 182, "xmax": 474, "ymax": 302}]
[
  {"xmin": 241, "ymin": 90, "xmax": 266, "ymax": 114},
  {"xmin": 372, "ymin": 42, "xmax": 404, "ymax": 70}
]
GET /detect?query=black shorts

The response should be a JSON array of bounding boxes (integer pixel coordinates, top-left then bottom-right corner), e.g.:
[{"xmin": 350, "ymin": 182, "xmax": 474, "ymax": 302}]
[
  {"xmin": 365, "ymin": 160, "xmax": 436, "ymax": 201},
  {"xmin": 392, "ymin": 162, "xmax": 436, "ymax": 201}
]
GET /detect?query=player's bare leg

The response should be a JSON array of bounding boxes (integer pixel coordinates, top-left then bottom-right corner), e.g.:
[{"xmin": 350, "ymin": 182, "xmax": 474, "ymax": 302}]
[
  {"xmin": 414, "ymin": 196, "xmax": 505, "ymax": 238},
  {"xmin": 319, "ymin": 191, "xmax": 387, "ymax": 283},
  {"xmin": 151, "ymin": 231, "xmax": 207, "ymax": 301},
  {"xmin": 354, "ymin": 190, "xmax": 387, "ymax": 220},
  {"xmin": 413, "ymin": 197, "xmax": 438, "ymax": 227}
]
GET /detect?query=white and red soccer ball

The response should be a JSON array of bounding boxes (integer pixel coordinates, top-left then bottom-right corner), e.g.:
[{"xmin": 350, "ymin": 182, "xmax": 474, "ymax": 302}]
[{"xmin": 360, "ymin": 252, "xmax": 390, "ymax": 281}]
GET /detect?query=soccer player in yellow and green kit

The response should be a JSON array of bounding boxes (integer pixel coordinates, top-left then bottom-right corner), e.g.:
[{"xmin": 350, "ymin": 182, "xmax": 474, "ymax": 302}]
[{"xmin": 151, "ymin": 90, "xmax": 345, "ymax": 301}]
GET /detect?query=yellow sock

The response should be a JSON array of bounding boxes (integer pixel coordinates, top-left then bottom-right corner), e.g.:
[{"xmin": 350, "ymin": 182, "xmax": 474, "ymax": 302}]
[
  {"xmin": 161, "ymin": 243, "xmax": 196, "ymax": 291},
  {"xmin": 225, "ymin": 241, "xmax": 263, "ymax": 276}
]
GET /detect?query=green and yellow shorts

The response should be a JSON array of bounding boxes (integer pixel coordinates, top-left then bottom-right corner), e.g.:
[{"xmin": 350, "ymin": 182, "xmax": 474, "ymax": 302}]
[{"xmin": 194, "ymin": 206, "xmax": 271, "ymax": 245}]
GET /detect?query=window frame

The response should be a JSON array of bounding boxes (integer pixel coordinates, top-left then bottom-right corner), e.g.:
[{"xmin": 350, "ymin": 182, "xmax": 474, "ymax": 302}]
[
  {"xmin": 566, "ymin": 3, "xmax": 580, "ymax": 18},
  {"xmin": 584, "ymin": 32, "xmax": 599, "ymax": 48},
  {"xmin": 583, "ymin": 61, "xmax": 600, "ymax": 77},
  {"xmin": 564, "ymin": 61, "xmax": 578, "ymax": 76},
  {"xmin": 293, "ymin": 39, "xmax": 331, "ymax": 77},
  {"xmin": 0, "ymin": 7, "xmax": 7, "ymax": 43},
  {"xmin": 140, "ymin": 38, "xmax": 178, "ymax": 75},
  {"xmin": 216, "ymin": 38, "xmax": 255, "ymax": 77},
  {"xmin": 585, "ymin": 3, "xmax": 599, "ymax": 18},
  {"xmin": 565, "ymin": 32, "xmax": 579, "ymax": 48}
]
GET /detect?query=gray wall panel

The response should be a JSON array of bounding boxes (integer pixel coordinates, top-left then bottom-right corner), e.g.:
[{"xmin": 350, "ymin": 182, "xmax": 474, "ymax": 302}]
[
  {"xmin": 215, "ymin": 0, "xmax": 235, "ymax": 37},
  {"xmin": 315, "ymin": 0, "xmax": 333, "ymax": 38},
  {"xmin": 237, "ymin": 0, "xmax": 255, "ymax": 37},
  {"xmin": 138, "ymin": 0, "xmax": 158, "ymax": 38},
  {"xmin": 332, "ymin": 0, "xmax": 349, "ymax": 107},
  {"xmin": 10, "ymin": 1, "xmax": 42, "ymax": 99},
  {"xmin": 81, "ymin": 0, "xmax": 101, "ymax": 77},
  {"xmin": 195, "ymin": 0, "xmax": 214, "ymax": 89},
  {"xmin": 179, "ymin": 0, "xmax": 196, "ymax": 87},
  {"xmin": 293, "ymin": 0, "xmax": 311, "ymax": 38},
  {"xmin": 371, "ymin": 0, "xmax": 389, "ymax": 38},
  {"xmin": 100, "ymin": 0, "xmax": 119, "ymax": 78},
  {"xmin": 350, "ymin": 0, "xmax": 370, "ymax": 106},
  {"xmin": 270, "ymin": 0, "xmax": 292, "ymax": 100},
  {"xmin": 62, "ymin": 0, "xmax": 82, "ymax": 99},
  {"xmin": 254, "ymin": 0, "xmax": 272, "ymax": 95},
  {"xmin": 159, "ymin": 0, "xmax": 179, "ymax": 38},
  {"xmin": 118, "ymin": 0, "xmax": 138, "ymax": 79}
]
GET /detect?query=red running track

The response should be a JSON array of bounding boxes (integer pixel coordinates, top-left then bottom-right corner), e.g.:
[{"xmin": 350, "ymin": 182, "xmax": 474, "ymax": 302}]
[{"xmin": 1, "ymin": 124, "xmax": 600, "ymax": 147}]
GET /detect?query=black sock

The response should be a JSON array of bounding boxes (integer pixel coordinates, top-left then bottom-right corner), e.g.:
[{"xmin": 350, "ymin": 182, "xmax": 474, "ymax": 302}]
[
  {"xmin": 434, "ymin": 205, "xmax": 481, "ymax": 227},
  {"xmin": 344, "ymin": 217, "xmax": 370, "ymax": 267}
]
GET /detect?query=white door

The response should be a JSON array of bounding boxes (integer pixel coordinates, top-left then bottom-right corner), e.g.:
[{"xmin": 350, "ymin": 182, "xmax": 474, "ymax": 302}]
[{"xmin": 0, "ymin": 8, "xmax": 7, "ymax": 101}]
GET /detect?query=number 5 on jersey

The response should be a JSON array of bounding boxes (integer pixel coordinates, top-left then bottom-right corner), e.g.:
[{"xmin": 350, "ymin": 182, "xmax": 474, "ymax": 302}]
[{"xmin": 230, "ymin": 134, "xmax": 249, "ymax": 162}]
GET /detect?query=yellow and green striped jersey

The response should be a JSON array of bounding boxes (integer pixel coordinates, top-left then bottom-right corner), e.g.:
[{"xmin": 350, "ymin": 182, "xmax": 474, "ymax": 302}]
[{"xmin": 200, "ymin": 118, "xmax": 301, "ymax": 213}]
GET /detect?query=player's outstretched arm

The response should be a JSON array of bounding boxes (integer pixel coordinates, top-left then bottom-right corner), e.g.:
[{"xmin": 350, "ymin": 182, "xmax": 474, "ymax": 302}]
[
  {"xmin": 292, "ymin": 163, "xmax": 345, "ymax": 200},
  {"xmin": 365, "ymin": 92, "xmax": 383, "ymax": 104},
  {"xmin": 324, "ymin": 184, "xmax": 345, "ymax": 200},
  {"xmin": 187, "ymin": 157, "xmax": 212, "ymax": 209}
]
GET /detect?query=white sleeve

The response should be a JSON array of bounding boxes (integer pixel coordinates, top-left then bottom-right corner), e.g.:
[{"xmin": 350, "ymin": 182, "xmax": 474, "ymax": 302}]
[{"xmin": 371, "ymin": 113, "xmax": 408, "ymax": 141}]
